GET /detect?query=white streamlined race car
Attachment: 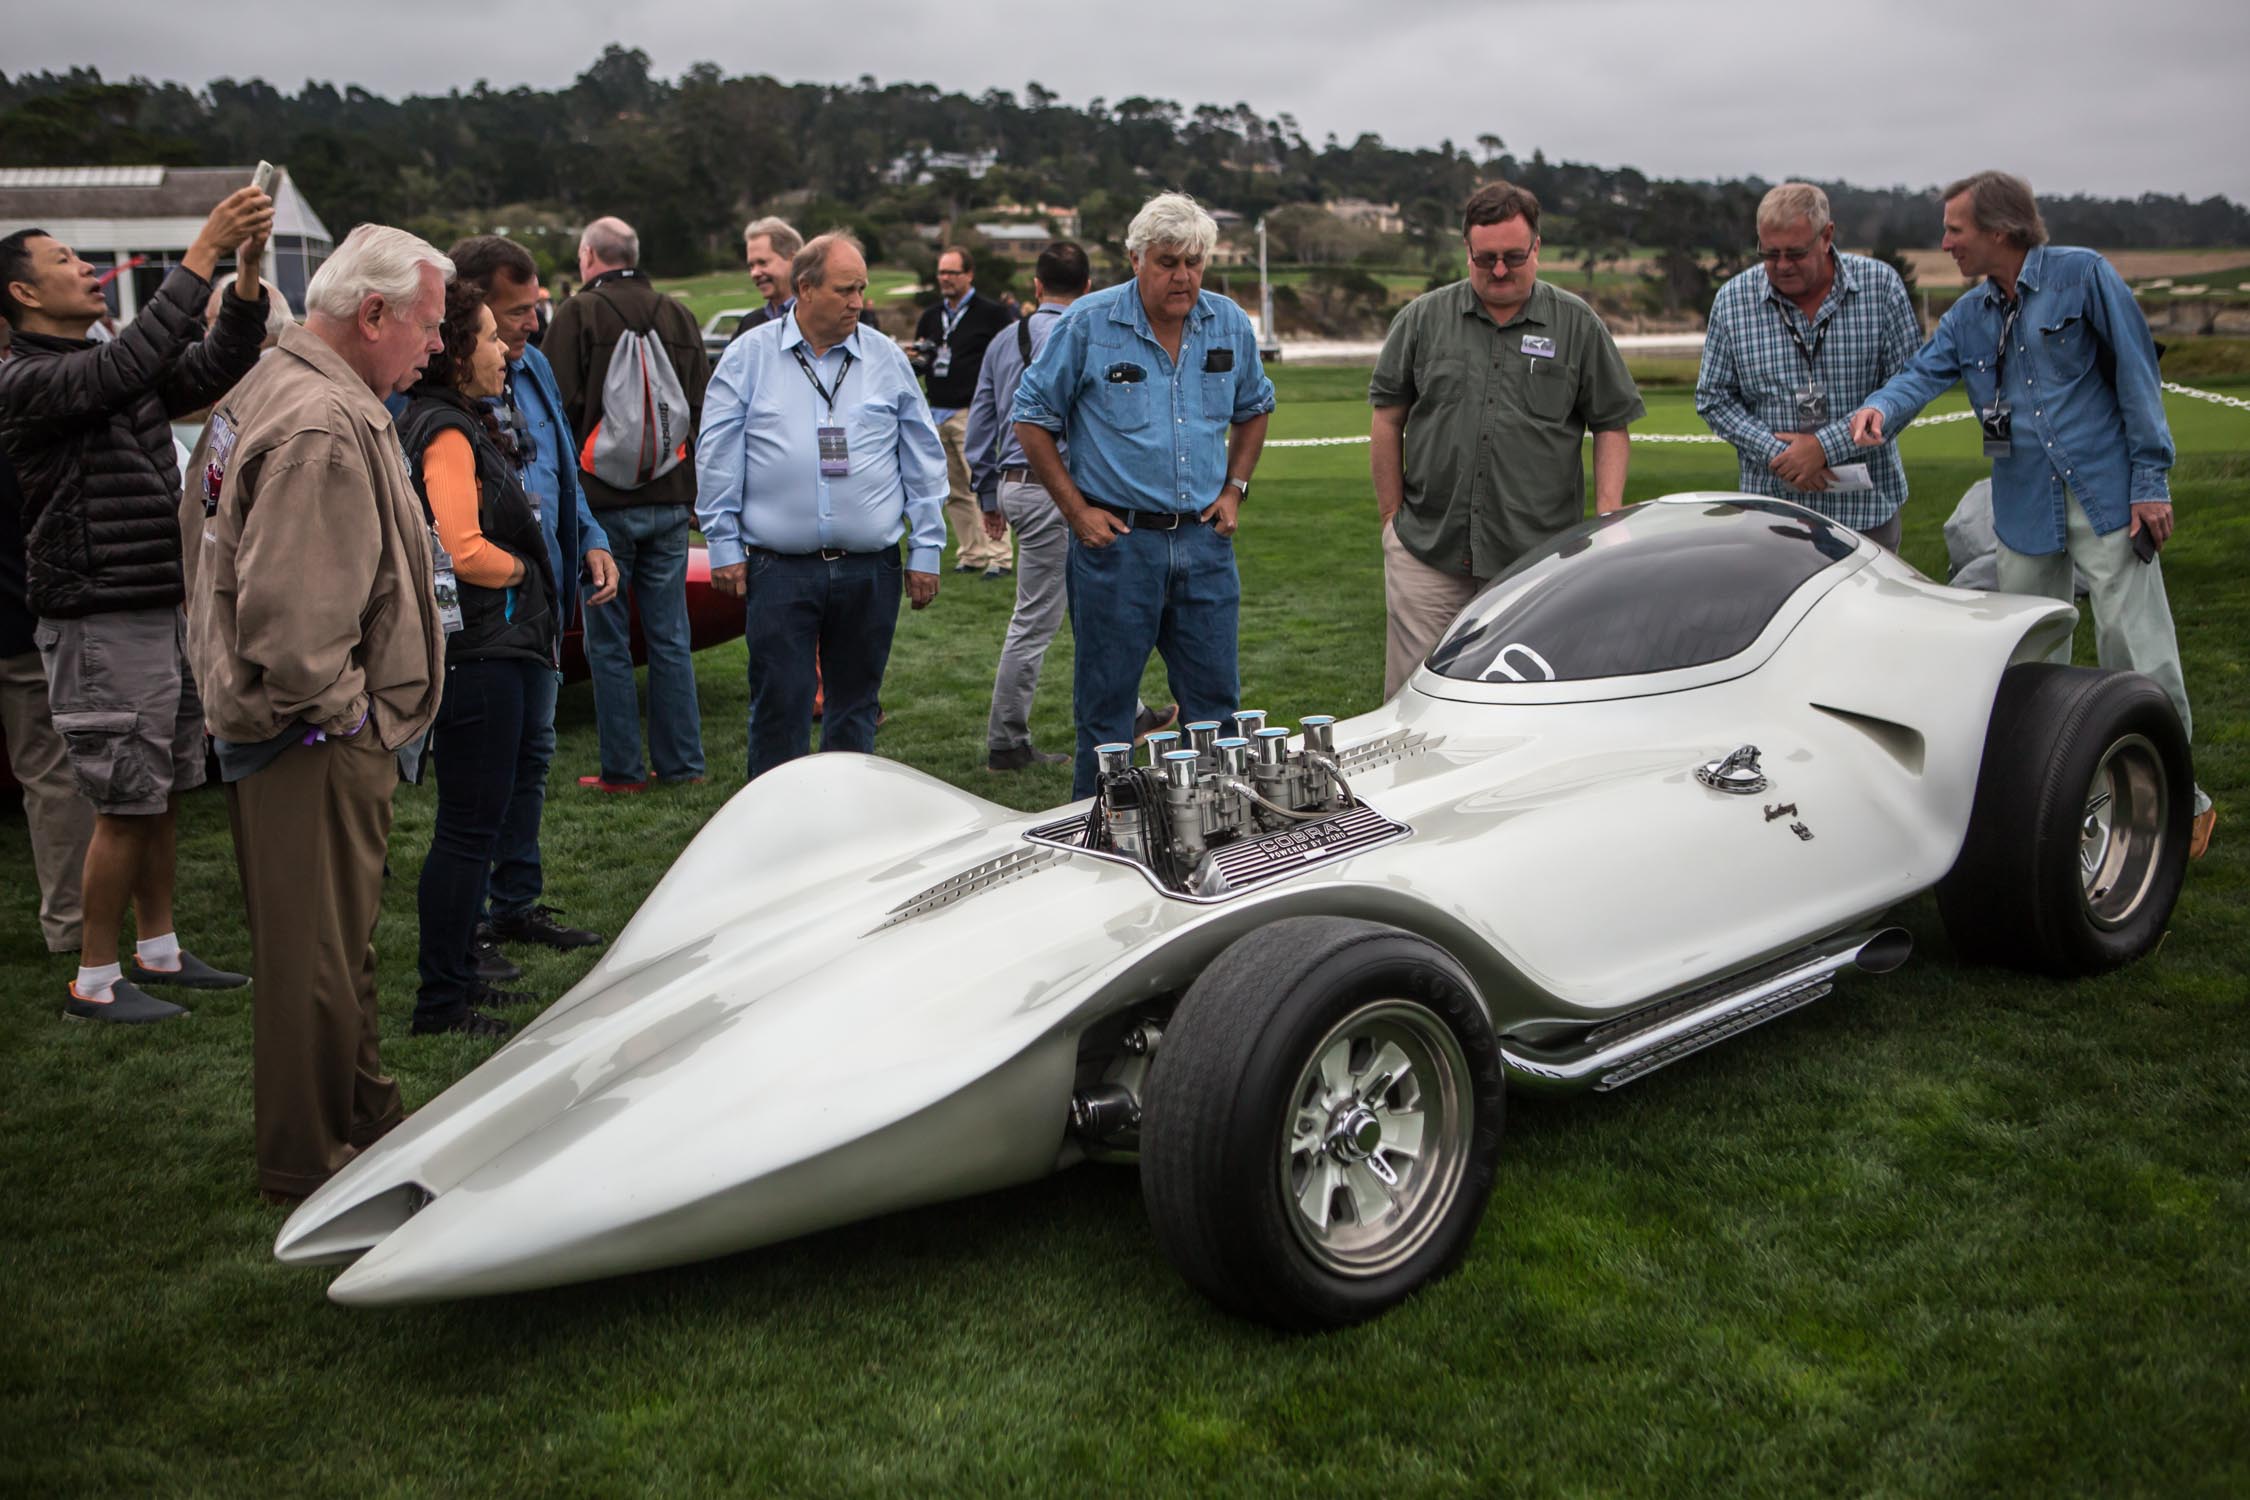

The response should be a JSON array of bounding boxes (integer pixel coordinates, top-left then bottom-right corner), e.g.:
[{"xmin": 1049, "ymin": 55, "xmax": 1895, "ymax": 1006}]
[{"xmin": 277, "ymin": 495, "xmax": 2193, "ymax": 1328}]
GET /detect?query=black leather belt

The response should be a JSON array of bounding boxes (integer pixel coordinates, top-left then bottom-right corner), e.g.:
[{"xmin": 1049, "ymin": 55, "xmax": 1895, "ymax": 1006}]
[
  {"xmin": 748, "ymin": 544, "xmax": 890, "ymax": 562},
  {"xmin": 1088, "ymin": 500, "xmax": 1203, "ymax": 530}
]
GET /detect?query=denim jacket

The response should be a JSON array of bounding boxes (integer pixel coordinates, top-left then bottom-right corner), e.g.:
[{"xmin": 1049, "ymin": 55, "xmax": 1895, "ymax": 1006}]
[
  {"xmin": 1864, "ymin": 245, "xmax": 2174, "ymax": 557},
  {"xmin": 505, "ymin": 344, "xmax": 608, "ymax": 624}
]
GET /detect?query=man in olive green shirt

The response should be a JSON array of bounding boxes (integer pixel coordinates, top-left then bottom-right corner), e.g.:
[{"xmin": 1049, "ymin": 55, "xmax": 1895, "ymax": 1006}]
[{"xmin": 1370, "ymin": 182, "xmax": 1644, "ymax": 695}]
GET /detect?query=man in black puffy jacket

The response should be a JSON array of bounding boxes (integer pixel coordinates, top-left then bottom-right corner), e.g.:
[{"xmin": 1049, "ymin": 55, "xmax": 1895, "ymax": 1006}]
[{"xmin": 0, "ymin": 185, "xmax": 271, "ymax": 1023}]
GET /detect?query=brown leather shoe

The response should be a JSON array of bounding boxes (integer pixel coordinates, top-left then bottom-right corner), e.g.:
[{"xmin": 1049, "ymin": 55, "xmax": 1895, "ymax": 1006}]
[{"xmin": 2190, "ymin": 804, "xmax": 2218, "ymax": 860}]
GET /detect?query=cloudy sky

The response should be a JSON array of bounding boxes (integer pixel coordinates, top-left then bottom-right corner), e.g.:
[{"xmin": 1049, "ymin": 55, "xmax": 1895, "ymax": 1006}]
[{"xmin": 16, "ymin": 0, "xmax": 2248, "ymax": 204}]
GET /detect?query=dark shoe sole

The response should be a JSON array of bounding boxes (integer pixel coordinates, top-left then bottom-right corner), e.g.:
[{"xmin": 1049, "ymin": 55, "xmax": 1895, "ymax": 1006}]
[{"xmin": 127, "ymin": 961, "xmax": 250, "ymax": 990}]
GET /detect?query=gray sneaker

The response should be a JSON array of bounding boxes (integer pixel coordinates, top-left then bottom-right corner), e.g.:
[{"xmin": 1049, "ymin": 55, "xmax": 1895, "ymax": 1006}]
[
  {"xmin": 127, "ymin": 950, "xmax": 250, "ymax": 990},
  {"xmin": 64, "ymin": 978, "xmax": 188, "ymax": 1024}
]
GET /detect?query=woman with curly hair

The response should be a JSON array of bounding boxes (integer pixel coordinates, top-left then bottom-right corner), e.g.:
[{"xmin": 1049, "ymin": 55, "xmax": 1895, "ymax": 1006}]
[{"xmin": 399, "ymin": 280, "xmax": 559, "ymax": 1038}]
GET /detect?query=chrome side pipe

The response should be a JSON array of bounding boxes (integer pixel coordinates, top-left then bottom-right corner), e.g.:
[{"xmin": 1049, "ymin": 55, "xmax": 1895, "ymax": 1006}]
[{"xmin": 1500, "ymin": 927, "xmax": 1913, "ymax": 1094}]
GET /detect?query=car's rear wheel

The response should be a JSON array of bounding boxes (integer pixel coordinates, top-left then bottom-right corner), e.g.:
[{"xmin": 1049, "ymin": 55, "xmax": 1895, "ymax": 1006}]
[
  {"xmin": 1139, "ymin": 917, "xmax": 1505, "ymax": 1330},
  {"xmin": 1937, "ymin": 663, "xmax": 2191, "ymax": 976}
]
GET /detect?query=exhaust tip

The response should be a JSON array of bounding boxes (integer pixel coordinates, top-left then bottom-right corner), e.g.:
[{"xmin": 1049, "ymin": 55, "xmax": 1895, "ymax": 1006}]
[{"xmin": 1853, "ymin": 927, "xmax": 1914, "ymax": 975}]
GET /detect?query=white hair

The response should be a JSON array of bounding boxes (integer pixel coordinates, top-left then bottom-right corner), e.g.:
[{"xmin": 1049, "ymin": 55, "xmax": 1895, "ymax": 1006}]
[
  {"xmin": 581, "ymin": 216, "xmax": 640, "ymax": 269},
  {"xmin": 1125, "ymin": 192, "xmax": 1218, "ymax": 260},
  {"xmin": 1757, "ymin": 182, "xmax": 1832, "ymax": 235},
  {"xmin": 209, "ymin": 275, "xmax": 297, "ymax": 340},
  {"xmin": 304, "ymin": 225, "xmax": 454, "ymax": 320}
]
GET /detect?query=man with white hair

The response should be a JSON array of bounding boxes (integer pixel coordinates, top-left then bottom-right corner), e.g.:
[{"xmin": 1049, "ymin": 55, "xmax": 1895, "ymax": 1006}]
[
  {"xmin": 1013, "ymin": 192, "xmax": 1275, "ymax": 798},
  {"xmin": 1696, "ymin": 181, "xmax": 1919, "ymax": 549},
  {"xmin": 179, "ymin": 223, "xmax": 452, "ymax": 1202},
  {"xmin": 545, "ymin": 215, "xmax": 711, "ymax": 792},
  {"xmin": 730, "ymin": 215, "xmax": 804, "ymax": 342}
]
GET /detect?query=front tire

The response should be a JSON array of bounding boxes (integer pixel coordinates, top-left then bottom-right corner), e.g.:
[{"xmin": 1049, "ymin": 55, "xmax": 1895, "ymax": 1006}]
[
  {"xmin": 1937, "ymin": 663, "xmax": 2191, "ymax": 976},
  {"xmin": 1139, "ymin": 917, "xmax": 1506, "ymax": 1330}
]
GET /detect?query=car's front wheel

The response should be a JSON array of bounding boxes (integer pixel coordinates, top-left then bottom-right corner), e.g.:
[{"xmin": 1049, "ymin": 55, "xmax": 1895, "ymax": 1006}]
[
  {"xmin": 1139, "ymin": 917, "xmax": 1505, "ymax": 1330},
  {"xmin": 1938, "ymin": 663, "xmax": 2191, "ymax": 976}
]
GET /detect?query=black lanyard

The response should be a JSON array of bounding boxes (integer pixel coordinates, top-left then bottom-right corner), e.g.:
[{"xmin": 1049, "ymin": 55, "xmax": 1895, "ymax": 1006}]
[
  {"xmin": 1992, "ymin": 299, "xmax": 2021, "ymax": 392},
  {"xmin": 1774, "ymin": 302, "xmax": 1828, "ymax": 378},
  {"xmin": 792, "ymin": 348, "xmax": 854, "ymax": 416}
]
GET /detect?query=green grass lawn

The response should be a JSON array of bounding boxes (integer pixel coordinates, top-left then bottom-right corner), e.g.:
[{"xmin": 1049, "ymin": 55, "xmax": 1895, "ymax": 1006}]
[
  {"xmin": 3, "ymin": 366, "xmax": 2246, "ymax": 1495},
  {"xmin": 659, "ymin": 266, "xmax": 923, "ymax": 327}
]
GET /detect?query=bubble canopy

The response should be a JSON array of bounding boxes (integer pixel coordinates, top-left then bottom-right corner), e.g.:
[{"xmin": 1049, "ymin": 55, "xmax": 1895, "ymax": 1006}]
[{"xmin": 1425, "ymin": 497, "xmax": 1862, "ymax": 687}]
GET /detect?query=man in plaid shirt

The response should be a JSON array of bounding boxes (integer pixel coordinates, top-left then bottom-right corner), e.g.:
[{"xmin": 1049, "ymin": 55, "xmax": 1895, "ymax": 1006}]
[{"xmin": 1696, "ymin": 183, "xmax": 1921, "ymax": 548}]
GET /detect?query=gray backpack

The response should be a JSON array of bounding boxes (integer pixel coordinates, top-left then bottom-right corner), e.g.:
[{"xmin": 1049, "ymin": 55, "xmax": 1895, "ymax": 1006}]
[{"xmin": 580, "ymin": 288, "xmax": 690, "ymax": 489}]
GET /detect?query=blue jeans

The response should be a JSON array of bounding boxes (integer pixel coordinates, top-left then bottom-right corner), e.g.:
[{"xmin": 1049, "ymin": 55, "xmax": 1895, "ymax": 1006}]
[
  {"xmin": 485, "ymin": 662, "xmax": 559, "ymax": 919},
  {"xmin": 1067, "ymin": 518, "xmax": 1240, "ymax": 798},
  {"xmin": 580, "ymin": 504, "xmax": 704, "ymax": 783},
  {"xmin": 744, "ymin": 548, "xmax": 902, "ymax": 780},
  {"xmin": 416, "ymin": 657, "xmax": 541, "ymax": 1027}
]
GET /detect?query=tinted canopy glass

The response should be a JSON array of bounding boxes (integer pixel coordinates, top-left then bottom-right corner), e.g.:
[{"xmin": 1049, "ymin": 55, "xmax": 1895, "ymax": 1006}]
[{"xmin": 1425, "ymin": 499, "xmax": 1858, "ymax": 684}]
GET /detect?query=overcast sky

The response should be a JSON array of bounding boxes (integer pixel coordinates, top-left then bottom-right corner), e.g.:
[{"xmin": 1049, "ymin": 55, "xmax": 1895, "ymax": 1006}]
[{"xmin": 15, "ymin": 0, "xmax": 2248, "ymax": 205}]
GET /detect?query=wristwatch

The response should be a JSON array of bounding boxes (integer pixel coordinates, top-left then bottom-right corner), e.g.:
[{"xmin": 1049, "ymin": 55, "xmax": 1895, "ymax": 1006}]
[{"xmin": 1227, "ymin": 476, "xmax": 1251, "ymax": 500}]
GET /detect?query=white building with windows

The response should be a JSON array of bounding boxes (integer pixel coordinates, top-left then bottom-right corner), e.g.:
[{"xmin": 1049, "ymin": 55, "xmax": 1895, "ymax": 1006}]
[{"xmin": 0, "ymin": 164, "xmax": 334, "ymax": 318}]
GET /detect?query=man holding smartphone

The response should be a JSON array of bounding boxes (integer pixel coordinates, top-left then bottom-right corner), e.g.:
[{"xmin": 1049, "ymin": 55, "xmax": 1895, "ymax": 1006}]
[{"xmin": 1849, "ymin": 170, "xmax": 2214, "ymax": 858}]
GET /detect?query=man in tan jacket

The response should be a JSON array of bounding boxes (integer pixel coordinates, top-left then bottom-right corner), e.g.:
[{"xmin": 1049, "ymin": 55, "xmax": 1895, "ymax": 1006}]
[{"xmin": 181, "ymin": 224, "xmax": 452, "ymax": 1203}]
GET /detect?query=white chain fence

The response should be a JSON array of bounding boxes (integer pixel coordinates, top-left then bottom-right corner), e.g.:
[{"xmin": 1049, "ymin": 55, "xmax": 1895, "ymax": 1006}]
[{"xmin": 1265, "ymin": 381, "xmax": 2245, "ymax": 449}]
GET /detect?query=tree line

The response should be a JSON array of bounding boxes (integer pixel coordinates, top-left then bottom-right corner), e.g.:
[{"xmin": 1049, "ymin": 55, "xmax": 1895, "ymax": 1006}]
[{"xmin": 5, "ymin": 46, "xmax": 2245, "ymax": 300}]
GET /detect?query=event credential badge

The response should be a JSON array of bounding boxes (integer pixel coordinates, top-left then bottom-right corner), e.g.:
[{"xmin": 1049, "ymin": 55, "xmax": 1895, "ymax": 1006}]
[
  {"xmin": 203, "ymin": 410, "xmax": 239, "ymax": 516},
  {"xmin": 818, "ymin": 426, "xmax": 851, "ymax": 477}
]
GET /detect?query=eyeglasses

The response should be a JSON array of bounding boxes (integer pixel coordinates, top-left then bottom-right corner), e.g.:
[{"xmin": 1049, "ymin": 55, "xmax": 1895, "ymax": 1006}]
[
  {"xmin": 1469, "ymin": 248, "xmax": 1535, "ymax": 271},
  {"xmin": 1757, "ymin": 245, "xmax": 1819, "ymax": 264}
]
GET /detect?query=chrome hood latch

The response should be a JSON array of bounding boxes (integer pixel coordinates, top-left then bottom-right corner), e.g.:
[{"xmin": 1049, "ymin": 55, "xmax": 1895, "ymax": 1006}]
[{"xmin": 1696, "ymin": 744, "xmax": 1767, "ymax": 795}]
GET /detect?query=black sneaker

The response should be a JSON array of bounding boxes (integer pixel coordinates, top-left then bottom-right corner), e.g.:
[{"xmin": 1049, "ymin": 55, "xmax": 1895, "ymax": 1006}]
[
  {"xmin": 470, "ymin": 927, "xmax": 523, "ymax": 983},
  {"xmin": 489, "ymin": 903, "xmax": 604, "ymax": 951},
  {"xmin": 987, "ymin": 743, "xmax": 1069, "ymax": 772},
  {"xmin": 468, "ymin": 981, "xmax": 539, "ymax": 1010},
  {"xmin": 410, "ymin": 1007, "xmax": 512, "ymax": 1038},
  {"xmin": 126, "ymin": 950, "xmax": 250, "ymax": 989},
  {"xmin": 63, "ymin": 978, "xmax": 187, "ymax": 1024}
]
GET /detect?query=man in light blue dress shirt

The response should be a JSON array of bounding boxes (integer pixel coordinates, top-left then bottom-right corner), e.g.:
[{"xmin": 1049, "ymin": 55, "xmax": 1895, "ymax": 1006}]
[{"xmin": 697, "ymin": 232, "xmax": 948, "ymax": 780}]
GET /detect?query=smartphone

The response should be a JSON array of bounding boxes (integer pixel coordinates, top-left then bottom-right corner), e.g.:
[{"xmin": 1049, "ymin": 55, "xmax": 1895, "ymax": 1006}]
[
  {"xmin": 2132, "ymin": 525, "xmax": 2160, "ymax": 565},
  {"xmin": 252, "ymin": 161, "xmax": 276, "ymax": 194}
]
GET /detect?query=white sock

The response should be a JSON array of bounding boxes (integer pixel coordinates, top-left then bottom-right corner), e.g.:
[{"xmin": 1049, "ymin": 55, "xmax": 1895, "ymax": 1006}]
[
  {"xmin": 136, "ymin": 931, "xmax": 182, "ymax": 970},
  {"xmin": 75, "ymin": 962, "xmax": 123, "ymax": 1001}
]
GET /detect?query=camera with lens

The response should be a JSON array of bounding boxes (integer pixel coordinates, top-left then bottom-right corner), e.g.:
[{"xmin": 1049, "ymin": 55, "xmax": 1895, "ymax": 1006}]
[{"xmin": 908, "ymin": 337, "xmax": 941, "ymax": 374}]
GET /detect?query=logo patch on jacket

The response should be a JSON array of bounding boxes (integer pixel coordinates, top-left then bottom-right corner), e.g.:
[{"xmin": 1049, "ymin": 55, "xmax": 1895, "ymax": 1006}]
[{"xmin": 203, "ymin": 410, "xmax": 239, "ymax": 515}]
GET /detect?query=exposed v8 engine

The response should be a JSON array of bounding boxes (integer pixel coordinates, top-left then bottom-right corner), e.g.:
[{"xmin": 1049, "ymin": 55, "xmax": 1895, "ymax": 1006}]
[{"xmin": 1023, "ymin": 712, "xmax": 1413, "ymax": 901}]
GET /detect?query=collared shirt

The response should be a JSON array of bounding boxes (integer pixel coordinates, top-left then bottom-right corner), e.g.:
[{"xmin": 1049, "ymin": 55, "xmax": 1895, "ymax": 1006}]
[
  {"xmin": 1011, "ymin": 284, "xmax": 1275, "ymax": 515},
  {"xmin": 965, "ymin": 303, "xmax": 1067, "ymax": 505},
  {"xmin": 1864, "ymin": 244, "xmax": 2174, "ymax": 556},
  {"xmin": 499, "ymin": 344, "xmax": 608, "ymax": 600},
  {"xmin": 1695, "ymin": 252, "xmax": 1919, "ymax": 529},
  {"xmin": 696, "ymin": 313, "xmax": 949, "ymax": 572},
  {"xmin": 1369, "ymin": 278, "xmax": 1644, "ymax": 578}
]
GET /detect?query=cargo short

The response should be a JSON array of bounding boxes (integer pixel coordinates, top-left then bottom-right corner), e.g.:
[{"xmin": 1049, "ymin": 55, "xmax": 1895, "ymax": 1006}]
[{"xmin": 33, "ymin": 606, "xmax": 207, "ymax": 816}]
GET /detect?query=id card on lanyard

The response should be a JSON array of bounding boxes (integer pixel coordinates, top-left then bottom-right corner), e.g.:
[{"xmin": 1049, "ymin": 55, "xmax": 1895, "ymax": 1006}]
[
  {"xmin": 429, "ymin": 524, "xmax": 464, "ymax": 635},
  {"xmin": 932, "ymin": 298, "xmax": 967, "ymax": 379},
  {"xmin": 795, "ymin": 347, "xmax": 856, "ymax": 477}
]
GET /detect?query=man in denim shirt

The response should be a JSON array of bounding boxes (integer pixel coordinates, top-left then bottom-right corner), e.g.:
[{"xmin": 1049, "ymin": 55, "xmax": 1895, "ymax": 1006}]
[
  {"xmin": 1850, "ymin": 171, "xmax": 2214, "ymax": 856},
  {"xmin": 449, "ymin": 238, "xmax": 621, "ymax": 953},
  {"xmin": 1012, "ymin": 193, "xmax": 1275, "ymax": 798}
]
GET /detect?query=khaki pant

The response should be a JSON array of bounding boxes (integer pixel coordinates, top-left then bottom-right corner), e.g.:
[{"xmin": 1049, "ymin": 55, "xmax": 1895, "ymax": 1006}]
[
  {"xmin": 0, "ymin": 648, "xmax": 93, "ymax": 952},
  {"xmin": 225, "ymin": 732, "xmax": 404, "ymax": 1196},
  {"xmin": 1995, "ymin": 489, "xmax": 2211, "ymax": 817},
  {"xmin": 1382, "ymin": 518, "xmax": 1484, "ymax": 698},
  {"xmin": 939, "ymin": 410, "xmax": 1012, "ymax": 570}
]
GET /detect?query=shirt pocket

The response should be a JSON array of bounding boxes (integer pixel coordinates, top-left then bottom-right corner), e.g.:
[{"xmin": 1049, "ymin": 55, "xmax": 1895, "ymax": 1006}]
[
  {"xmin": 1094, "ymin": 372, "xmax": 1153, "ymax": 433},
  {"xmin": 1418, "ymin": 356, "xmax": 1468, "ymax": 404},
  {"xmin": 2037, "ymin": 289, "xmax": 2095, "ymax": 380},
  {"xmin": 1200, "ymin": 368, "xmax": 1238, "ymax": 422},
  {"xmin": 1526, "ymin": 358, "xmax": 1578, "ymax": 423}
]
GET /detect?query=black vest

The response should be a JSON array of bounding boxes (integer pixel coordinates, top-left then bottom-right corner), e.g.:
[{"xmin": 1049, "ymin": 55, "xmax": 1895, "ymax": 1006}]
[{"xmin": 398, "ymin": 392, "xmax": 558, "ymax": 666}]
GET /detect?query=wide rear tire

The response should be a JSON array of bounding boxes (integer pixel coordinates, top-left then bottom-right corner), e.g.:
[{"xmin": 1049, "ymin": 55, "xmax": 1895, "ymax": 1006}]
[
  {"xmin": 1937, "ymin": 663, "xmax": 2191, "ymax": 976},
  {"xmin": 1139, "ymin": 917, "xmax": 1506, "ymax": 1330}
]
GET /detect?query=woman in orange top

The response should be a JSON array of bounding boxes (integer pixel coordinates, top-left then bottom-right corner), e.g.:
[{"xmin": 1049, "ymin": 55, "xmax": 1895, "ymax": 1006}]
[{"xmin": 398, "ymin": 281, "xmax": 560, "ymax": 1039}]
